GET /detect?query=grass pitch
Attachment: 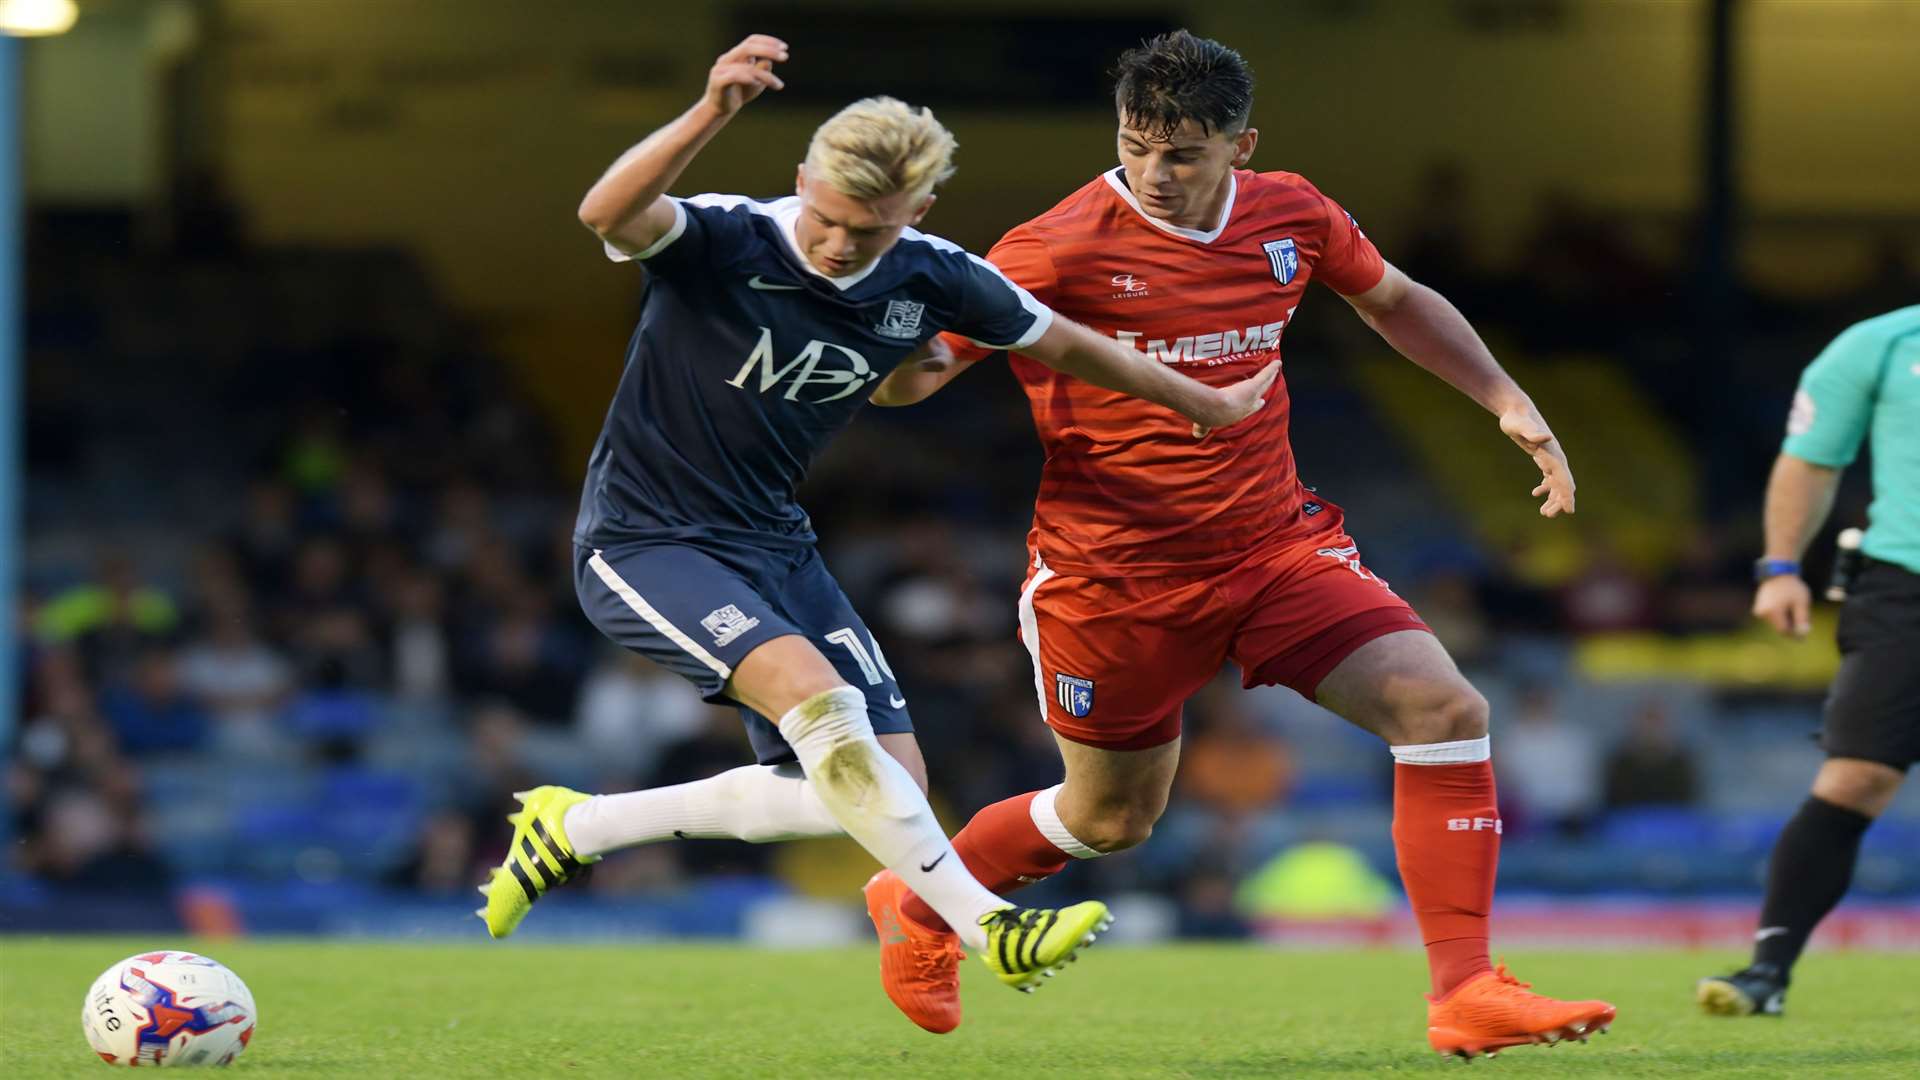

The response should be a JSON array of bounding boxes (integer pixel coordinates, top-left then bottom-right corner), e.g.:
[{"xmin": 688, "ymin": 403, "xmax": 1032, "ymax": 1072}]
[{"xmin": 4, "ymin": 938, "xmax": 1917, "ymax": 1077}]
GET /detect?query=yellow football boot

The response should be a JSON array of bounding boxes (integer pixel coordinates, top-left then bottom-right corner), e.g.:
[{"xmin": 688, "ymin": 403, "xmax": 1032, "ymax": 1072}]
[
  {"xmin": 476, "ymin": 786, "xmax": 598, "ymax": 939},
  {"xmin": 977, "ymin": 901, "xmax": 1112, "ymax": 992}
]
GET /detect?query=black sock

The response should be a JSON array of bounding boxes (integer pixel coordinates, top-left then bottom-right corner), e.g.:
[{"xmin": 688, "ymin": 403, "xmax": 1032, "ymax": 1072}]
[{"xmin": 1752, "ymin": 795, "xmax": 1873, "ymax": 975}]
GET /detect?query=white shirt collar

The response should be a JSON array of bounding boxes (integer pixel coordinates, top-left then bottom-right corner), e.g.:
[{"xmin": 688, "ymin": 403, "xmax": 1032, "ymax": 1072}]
[
  {"xmin": 770, "ymin": 196, "xmax": 884, "ymax": 290},
  {"xmin": 1101, "ymin": 168, "xmax": 1237, "ymax": 245}
]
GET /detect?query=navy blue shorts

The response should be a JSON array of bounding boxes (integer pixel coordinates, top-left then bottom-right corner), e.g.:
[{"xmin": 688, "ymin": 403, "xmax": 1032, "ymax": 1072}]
[{"xmin": 575, "ymin": 541, "xmax": 913, "ymax": 766}]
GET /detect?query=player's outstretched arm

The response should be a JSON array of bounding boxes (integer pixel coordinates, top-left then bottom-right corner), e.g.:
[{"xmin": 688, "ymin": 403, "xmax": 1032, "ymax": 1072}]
[
  {"xmin": 1343, "ymin": 261, "xmax": 1576, "ymax": 516},
  {"xmin": 870, "ymin": 334, "xmax": 978, "ymax": 407},
  {"xmin": 578, "ymin": 34, "xmax": 789, "ymax": 255},
  {"xmin": 1023, "ymin": 316, "xmax": 1279, "ymax": 436}
]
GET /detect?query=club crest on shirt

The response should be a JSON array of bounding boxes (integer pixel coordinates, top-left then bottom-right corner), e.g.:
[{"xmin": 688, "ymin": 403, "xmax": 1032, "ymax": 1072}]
[
  {"xmin": 1263, "ymin": 238, "xmax": 1299, "ymax": 286},
  {"xmin": 1056, "ymin": 673, "xmax": 1095, "ymax": 717},
  {"xmin": 874, "ymin": 299, "xmax": 926, "ymax": 340}
]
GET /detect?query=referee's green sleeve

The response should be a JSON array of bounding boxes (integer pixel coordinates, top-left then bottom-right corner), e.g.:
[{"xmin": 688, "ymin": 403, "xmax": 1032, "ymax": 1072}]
[{"xmin": 1781, "ymin": 322, "xmax": 1881, "ymax": 467}]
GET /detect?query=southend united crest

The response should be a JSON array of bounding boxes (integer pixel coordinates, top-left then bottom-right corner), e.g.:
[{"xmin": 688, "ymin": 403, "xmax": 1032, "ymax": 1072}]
[
  {"xmin": 1263, "ymin": 238, "xmax": 1299, "ymax": 285},
  {"xmin": 1056, "ymin": 673, "xmax": 1094, "ymax": 717},
  {"xmin": 874, "ymin": 299, "xmax": 926, "ymax": 339},
  {"xmin": 700, "ymin": 603, "xmax": 760, "ymax": 646}
]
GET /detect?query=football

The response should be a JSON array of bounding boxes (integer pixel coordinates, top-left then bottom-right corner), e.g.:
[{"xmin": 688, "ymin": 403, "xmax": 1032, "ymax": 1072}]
[{"xmin": 80, "ymin": 951, "xmax": 257, "ymax": 1068}]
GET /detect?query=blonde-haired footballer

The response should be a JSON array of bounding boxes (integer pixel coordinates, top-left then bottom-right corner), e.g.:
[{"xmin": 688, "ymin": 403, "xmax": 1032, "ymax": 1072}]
[
  {"xmin": 803, "ymin": 94, "xmax": 957, "ymax": 200},
  {"xmin": 477, "ymin": 34, "xmax": 1279, "ymax": 1008}
]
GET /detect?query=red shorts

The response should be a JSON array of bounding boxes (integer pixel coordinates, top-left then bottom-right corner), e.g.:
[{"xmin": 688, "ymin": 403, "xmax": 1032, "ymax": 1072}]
[{"xmin": 1017, "ymin": 529, "xmax": 1430, "ymax": 751}]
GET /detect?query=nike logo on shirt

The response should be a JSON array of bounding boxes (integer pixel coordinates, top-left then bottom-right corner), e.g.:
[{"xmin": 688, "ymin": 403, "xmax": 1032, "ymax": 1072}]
[
  {"xmin": 748, "ymin": 275, "xmax": 803, "ymax": 290},
  {"xmin": 920, "ymin": 852, "xmax": 948, "ymax": 873},
  {"xmin": 889, "ymin": 694, "xmax": 907, "ymax": 709}
]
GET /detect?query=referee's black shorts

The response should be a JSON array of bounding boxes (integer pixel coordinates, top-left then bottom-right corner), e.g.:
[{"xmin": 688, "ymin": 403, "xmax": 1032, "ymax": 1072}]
[{"xmin": 1821, "ymin": 559, "xmax": 1920, "ymax": 771}]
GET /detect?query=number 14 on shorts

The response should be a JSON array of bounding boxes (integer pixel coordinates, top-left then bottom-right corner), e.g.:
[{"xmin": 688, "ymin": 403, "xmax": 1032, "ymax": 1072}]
[{"xmin": 826, "ymin": 627, "xmax": 907, "ymax": 709}]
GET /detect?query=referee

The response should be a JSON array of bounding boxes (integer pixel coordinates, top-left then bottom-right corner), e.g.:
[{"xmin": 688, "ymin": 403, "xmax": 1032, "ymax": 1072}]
[{"xmin": 1698, "ymin": 305, "xmax": 1920, "ymax": 1017}]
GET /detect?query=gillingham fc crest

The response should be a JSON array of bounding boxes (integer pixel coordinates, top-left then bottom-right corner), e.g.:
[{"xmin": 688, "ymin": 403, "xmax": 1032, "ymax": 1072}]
[
  {"xmin": 1056, "ymin": 673, "xmax": 1095, "ymax": 717},
  {"xmin": 1263, "ymin": 238, "xmax": 1299, "ymax": 285}
]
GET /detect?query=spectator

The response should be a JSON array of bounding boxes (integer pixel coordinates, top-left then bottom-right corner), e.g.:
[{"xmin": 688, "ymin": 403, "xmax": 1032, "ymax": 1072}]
[
  {"xmin": 281, "ymin": 410, "xmax": 348, "ymax": 497},
  {"xmin": 382, "ymin": 570, "xmax": 452, "ymax": 704},
  {"xmin": 574, "ymin": 651, "xmax": 711, "ymax": 786},
  {"xmin": 1398, "ymin": 160, "xmax": 1493, "ymax": 314},
  {"xmin": 1412, "ymin": 568, "xmax": 1492, "ymax": 666},
  {"xmin": 1494, "ymin": 683, "xmax": 1600, "ymax": 834},
  {"xmin": 1603, "ymin": 700, "xmax": 1701, "ymax": 809},
  {"xmin": 178, "ymin": 598, "xmax": 292, "ymax": 730},
  {"xmin": 1158, "ymin": 681, "xmax": 1296, "ymax": 879},
  {"xmin": 387, "ymin": 810, "xmax": 479, "ymax": 897},
  {"xmin": 10, "ymin": 652, "xmax": 122, "ymax": 844},
  {"xmin": 1180, "ymin": 684, "xmax": 1295, "ymax": 823},
  {"xmin": 280, "ymin": 660, "xmax": 381, "ymax": 761},
  {"xmin": 1559, "ymin": 537, "xmax": 1656, "ymax": 634},
  {"xmin": 276, "ymin": 537, "xmax": 382, "ymax": 688},
  {"xmin": 229, "ymin": 481, "xmax": 300, "ymax": 599},
  {"xmin": 100, "ymin": 647, "xmax": 210, "ymax": 757},
  {"xmin": 335, "ymin": 459, "xmax": 406, "ymax": 551},
  {"xmin": 460, "ymin": 700, "xmax": 543, "ymax": 823},
  {"xmin": 35, "ymin": 552, "xmax": 178, "ymax": 685},
  {"xmin": 27, "ymin": 787, "xmax": 173, "ymax": 894},
  {"xmin": 1657, "ymin": 525, "xmax": 1753, "ymax": 633},
  {"xmin": 457, "ymin": 584, "xmax": 586, "ymax": 723},
  {"xmin": 424, "ymin": 479, "xmax": 495, "ymax": 574}
]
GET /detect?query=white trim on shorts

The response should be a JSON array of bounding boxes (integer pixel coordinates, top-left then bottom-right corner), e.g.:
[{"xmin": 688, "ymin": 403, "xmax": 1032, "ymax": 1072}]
[
  {"xmin": 587, "ymin": 549, "xmax": 733, "ymax": 680},
  {"xmin": 1016, "ymin": 552, "xmax": 1058, "ymax": 724}
]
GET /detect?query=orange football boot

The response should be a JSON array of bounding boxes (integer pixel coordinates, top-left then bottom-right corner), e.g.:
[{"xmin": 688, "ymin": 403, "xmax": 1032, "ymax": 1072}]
[
  {"xmin": 1426, "ymin": 963, "xmax": 1617, "ymax": 1059},
  {"xmin": 862, "ymin": 869, "xmax": 965, "ymax": 1034}
]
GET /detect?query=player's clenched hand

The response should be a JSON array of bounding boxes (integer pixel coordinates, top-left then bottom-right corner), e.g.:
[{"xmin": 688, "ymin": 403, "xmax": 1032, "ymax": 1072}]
[
  {"xmin": 704, "ymin": 35, "xmax": 788, "ymax": 117},
  {"xmin": 907, "ymin": 334, "xmax": 957, "ymax": 373},
  {"xmin": 1192, "ymin": 360, "xmax": 1281, "ymax": 438},
  {"xmin": 1499, "ymin": 406, "xmax": 1576, "ymax": 516},
  {"xmin": 1752, "ymin": 575, "xmax": 1813, "ymax": 638}
]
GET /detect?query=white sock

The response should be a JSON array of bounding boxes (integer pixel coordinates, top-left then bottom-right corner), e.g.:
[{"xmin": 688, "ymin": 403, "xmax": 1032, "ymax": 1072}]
[
  {"xmin": 779, "ymin": 686, "xmax": 1004, "ymax": 950},
  {"xmin": 1389, "ymin": 735, "xmax": 1491, "ymax": 764},
  {"xmin": 563, "ymin": 763, "xmax": 845, "ymax": 858},
  {"xmin": 1030, "ymin": 784, "xmax": 1106, "ymax": 860}
]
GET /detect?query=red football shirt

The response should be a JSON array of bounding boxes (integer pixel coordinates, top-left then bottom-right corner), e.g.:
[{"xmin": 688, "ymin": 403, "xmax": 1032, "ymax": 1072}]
[{"xmin": 945, "ymin": 167, "xmax": 1386, "ymax": 577}]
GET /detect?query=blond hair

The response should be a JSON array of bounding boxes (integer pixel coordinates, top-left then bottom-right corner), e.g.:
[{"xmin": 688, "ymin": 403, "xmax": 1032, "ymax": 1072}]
[{"xmin": 804, "ymin": 96, "xmax": 957, "ymax": 201}]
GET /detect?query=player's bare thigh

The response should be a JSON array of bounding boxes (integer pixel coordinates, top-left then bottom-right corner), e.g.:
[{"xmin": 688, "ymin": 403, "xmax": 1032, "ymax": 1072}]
[
  {"xmin": 726, "ymin": 633, "xmax": 930, "ymax": 790},
  {"xmin": 1052, "ymin": 731, "xmax": 1182, "ymax": 853},
  {"xmin": 1313, "ymin": 629, "xmax": 1490, "ymax": 747}
]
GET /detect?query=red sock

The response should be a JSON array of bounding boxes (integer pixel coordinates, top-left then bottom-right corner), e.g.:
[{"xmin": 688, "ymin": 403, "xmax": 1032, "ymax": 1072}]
[
  {"xmin": 1391, "ymin": 760, "xmax": 1499, "ymax": 998},
  {"xmin": 902, "ymin": 791, "xmax": 1070, "ymax": 932}
]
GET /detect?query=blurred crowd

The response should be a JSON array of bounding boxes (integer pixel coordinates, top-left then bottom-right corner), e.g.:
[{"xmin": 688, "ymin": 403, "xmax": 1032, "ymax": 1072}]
[{"xmin": 12, "ymin": 170, "xmax": 1918, "ymax": 929}]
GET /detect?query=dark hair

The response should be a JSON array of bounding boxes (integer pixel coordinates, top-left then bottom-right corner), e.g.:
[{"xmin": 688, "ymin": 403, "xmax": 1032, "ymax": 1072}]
[{"xmin": 1111, "ymin": 30, "xmax": 1254, "ymax": 142}]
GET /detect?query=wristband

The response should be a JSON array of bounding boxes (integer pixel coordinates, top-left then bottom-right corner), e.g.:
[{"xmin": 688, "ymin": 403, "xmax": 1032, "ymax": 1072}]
[{"xmin": 1753, "ymin": 558, "xmax": 1800, "ymax": 583}]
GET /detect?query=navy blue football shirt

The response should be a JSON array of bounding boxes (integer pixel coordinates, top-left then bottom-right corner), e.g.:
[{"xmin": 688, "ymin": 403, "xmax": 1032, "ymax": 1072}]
[{"xmin": 574, "ymin": 193, "xmax": 1053, "ymax": 552}]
